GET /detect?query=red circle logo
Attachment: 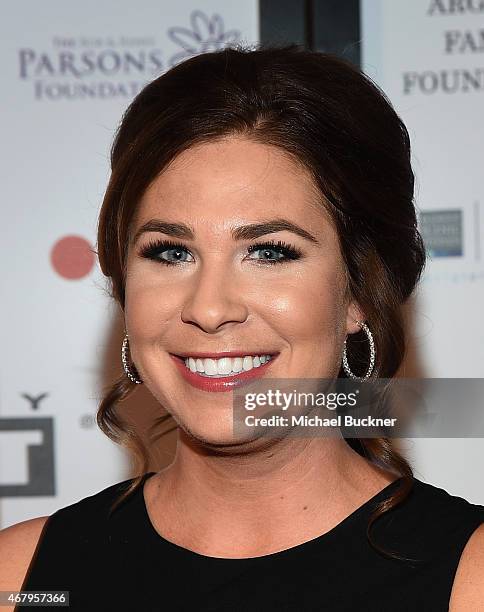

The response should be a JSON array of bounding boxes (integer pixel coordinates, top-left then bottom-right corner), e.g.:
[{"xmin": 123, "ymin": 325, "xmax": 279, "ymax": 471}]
[{"xmin": 51, "ymin": 235, "xmax": 95, "ymax": 279}]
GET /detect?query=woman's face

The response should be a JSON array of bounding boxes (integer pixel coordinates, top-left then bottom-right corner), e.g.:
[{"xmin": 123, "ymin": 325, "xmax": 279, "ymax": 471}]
[{"xmin": 125, "ymin": 136, "xmax": 363, "ymax": 445}]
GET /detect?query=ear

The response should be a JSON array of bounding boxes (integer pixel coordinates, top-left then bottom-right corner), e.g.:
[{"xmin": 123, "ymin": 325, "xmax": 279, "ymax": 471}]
[{"xmin": 345, "ymin": 301, "xmax": 366, "ymax": 335}]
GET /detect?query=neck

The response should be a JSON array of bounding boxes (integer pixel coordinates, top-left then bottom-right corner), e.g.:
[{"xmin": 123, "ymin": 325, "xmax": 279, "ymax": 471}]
[{"xmin": 146, "ymin": 431, "xmax": 394, "ymax": 558}]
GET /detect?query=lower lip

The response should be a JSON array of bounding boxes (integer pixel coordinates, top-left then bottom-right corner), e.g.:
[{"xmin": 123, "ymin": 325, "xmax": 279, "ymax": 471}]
[{"xmin": 170, "ymin": 355, "xmax": 278, "ymax": 392}]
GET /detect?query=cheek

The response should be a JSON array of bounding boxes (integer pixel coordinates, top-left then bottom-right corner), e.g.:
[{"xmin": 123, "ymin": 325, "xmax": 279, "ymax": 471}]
[
  {"xmin": 259, "ymin": 265, "xmax": 347, "ymax": 376},
  {"xmin": 263, "ymin": 267, "xmax": 346, "ymax": 338},
  {"xmin": 124, "ymin": 267, "xmax": 177, "ymax": 341}
]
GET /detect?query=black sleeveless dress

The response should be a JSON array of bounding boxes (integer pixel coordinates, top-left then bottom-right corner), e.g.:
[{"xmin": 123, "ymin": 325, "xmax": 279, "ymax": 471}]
[{"xmin": 20, "ymin": 472, "xmax": 484, "ymax": 611}]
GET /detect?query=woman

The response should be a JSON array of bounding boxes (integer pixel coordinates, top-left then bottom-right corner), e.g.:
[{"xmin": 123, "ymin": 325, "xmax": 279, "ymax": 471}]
[{"xmin": 1, "ymin": 44, "xmax": 483, "ymax": 611}]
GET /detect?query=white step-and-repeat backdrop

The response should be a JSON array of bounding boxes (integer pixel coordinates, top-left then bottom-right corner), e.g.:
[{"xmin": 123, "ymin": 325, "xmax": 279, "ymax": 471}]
[
  {"xmin": 0, "ymin": 0, "xmax": 259, "ymax": 528},
  {"xmin": 1, "ymin": 0, "xmax": 482, "ymax": 529},
  {"xmin": 362, "ymin": 0, "xmax": 484, "ymax": 502}
]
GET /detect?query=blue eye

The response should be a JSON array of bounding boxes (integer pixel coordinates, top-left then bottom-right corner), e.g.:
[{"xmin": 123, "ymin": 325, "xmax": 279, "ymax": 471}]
[
  {"xmin": 161, "ymin": 247, "xmax": 192, "ymax": 263},
  {"xmin": 246, "ymin": 240, "xmax": 302, "ymax": 264},
  {"xmin": 138, "ymin": 238, "xmax": 302, "ymax": 266},
  {"xmin": 139, "ymin": 240, "xmax": 194, "ymax": 266}
]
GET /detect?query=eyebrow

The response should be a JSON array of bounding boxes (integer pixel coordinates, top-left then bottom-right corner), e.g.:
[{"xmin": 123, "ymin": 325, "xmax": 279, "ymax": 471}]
[{"xmin": 131, "ymin": 218, "xmax": 320, "ymax": 245}]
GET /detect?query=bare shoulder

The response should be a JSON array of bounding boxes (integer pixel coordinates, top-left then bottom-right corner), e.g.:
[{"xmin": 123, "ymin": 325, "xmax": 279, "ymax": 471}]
[
  {"xmin": 0, "ymin": 516, "xmax": 50, "ymax": 593},
  {"xmin": 449, "ymin": 522, "xmax": 484, "ymax": 611}
]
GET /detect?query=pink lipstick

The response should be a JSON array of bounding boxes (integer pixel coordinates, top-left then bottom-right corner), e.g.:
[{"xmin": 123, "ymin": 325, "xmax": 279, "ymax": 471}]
[{"xmin": 169, "ymin": 353, "xmax": 278, "ymax": 393}]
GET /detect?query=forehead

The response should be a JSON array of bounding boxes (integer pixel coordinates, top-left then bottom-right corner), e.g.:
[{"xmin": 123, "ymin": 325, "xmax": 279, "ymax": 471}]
[{"xmin": 133, "ymin": 136, "xmax": 332, "ymax": 234}]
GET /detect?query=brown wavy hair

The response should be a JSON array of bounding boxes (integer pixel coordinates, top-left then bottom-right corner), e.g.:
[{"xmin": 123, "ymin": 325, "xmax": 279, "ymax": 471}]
[{"xmin": 95, "ymin": 43, "xmax": 426, "ymax": 561}]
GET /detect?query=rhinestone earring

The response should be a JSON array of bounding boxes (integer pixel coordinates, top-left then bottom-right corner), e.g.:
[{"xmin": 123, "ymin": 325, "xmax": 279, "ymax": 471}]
[
  {"xmin": 342, "ymin": 320, "xmax": 376, "ymax": 380},
  {"xmin": 122, "ymin": 333, "xmax": 143, "ymax": 384}
]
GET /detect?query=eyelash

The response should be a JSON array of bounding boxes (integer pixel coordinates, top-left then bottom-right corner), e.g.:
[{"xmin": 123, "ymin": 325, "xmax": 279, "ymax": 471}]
[{"xmin": 138, "ymin": 238, "xmax": 303, "ymax": 266}]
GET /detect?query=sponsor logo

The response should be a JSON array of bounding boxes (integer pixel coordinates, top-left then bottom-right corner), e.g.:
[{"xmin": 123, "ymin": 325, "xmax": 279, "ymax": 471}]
[
  {"xmin": 0, "ymin": 417, "xmax": 55, "ymax": 497},
  {"xmin": 419, "ymin": 209, "xmax": 463, "ymax": 257},
  {"xmin": 18, "ymin": 10, "xmax": 242, "ymax": 101}
]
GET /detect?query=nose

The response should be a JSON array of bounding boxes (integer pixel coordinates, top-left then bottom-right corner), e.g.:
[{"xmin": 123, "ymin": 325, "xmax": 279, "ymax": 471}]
[{"xmin": 180, "ymin": 263, "xmax": 249, "ymax": 333}]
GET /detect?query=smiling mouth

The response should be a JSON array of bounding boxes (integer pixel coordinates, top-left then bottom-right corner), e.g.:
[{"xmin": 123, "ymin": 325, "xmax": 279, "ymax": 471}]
[{"xmin": 172, "ymin": 353, "xmax": 277, "ymax": 378}]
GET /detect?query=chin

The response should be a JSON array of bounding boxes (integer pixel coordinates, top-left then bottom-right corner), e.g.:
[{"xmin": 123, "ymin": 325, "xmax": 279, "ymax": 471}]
[{"xmin": 176, "ymin": 418, "xmax": 279, "ymax": 454}]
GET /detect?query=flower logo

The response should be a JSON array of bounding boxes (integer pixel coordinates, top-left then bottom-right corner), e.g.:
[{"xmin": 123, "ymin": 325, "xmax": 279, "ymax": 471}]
[{"xmin": 168, "ymin": 10, "xmax": 242, "ymax": 67}]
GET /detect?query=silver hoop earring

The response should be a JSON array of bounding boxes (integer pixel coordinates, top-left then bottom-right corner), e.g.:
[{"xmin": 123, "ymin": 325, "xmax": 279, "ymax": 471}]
[
  {"xmin": 342, "ymin": 320, "xmax": 376, "ymax": 380},
  {"xmin": 122, "ymin": 333, "xmax": 143, "ymax": 384}
]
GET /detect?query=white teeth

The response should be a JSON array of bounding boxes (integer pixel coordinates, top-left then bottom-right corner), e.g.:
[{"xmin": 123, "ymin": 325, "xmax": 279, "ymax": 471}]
[
  {"xmin": 204, "ymin": 359, "xmax": 218, "ymax": 375},
  {"xmin": 217, "ymin": 358, "xmax": 232, "ymax": 375},
  {"xmin": 232, "ymin": 357, "xmax": 243, "ymax": 372},
  {"xmin": 242, "ymin": 356, "xmax": 253, "ymax": 372},
  {"xmin": 182, "ymin": 354, "xmax": 273, "ymax": 377}
]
